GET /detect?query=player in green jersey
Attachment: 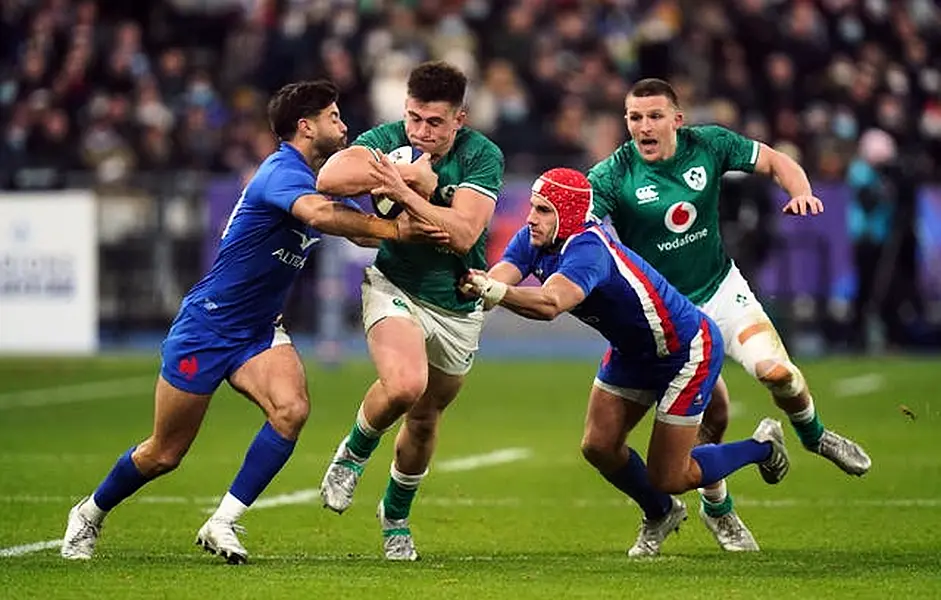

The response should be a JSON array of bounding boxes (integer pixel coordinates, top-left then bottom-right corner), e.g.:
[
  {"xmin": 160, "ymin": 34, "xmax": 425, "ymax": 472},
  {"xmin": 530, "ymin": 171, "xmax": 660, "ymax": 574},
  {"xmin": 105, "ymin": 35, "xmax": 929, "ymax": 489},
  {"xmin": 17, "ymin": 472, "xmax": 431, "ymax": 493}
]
[
  {"xmin": 314, "ymin": 61, "xmax": 504, "ymax": 560},
  {"xmin": 588, "ymin": 78, "xmax": 871, "ymax": 553}
]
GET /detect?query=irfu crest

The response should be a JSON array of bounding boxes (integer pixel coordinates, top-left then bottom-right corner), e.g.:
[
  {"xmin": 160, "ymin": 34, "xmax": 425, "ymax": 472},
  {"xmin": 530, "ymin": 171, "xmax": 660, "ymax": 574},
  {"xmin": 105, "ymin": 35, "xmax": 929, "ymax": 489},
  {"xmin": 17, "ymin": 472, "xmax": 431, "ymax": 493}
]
[{"xmin": 683, "ymin": 166, "xmax": 707, "ymax": 191}]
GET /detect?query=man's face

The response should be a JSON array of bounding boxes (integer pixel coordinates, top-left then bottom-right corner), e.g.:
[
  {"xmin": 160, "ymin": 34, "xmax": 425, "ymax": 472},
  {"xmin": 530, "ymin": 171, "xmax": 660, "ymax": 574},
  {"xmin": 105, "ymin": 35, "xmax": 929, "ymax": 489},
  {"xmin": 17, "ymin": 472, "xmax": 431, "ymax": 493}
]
[
  {"xmin": 404, "ymin": 97, "xmax": 465, "ymax": 157},
  {"xmin": 526, "ymin": 194, "xmax": 558, "ymax": 248},
  {"xmin": 625, "ymin": 94, "xmax": 683, "ymax": 162},
  {"xmin": 301, "ymin": 102, "xmax": 348, "ymax": 157}
]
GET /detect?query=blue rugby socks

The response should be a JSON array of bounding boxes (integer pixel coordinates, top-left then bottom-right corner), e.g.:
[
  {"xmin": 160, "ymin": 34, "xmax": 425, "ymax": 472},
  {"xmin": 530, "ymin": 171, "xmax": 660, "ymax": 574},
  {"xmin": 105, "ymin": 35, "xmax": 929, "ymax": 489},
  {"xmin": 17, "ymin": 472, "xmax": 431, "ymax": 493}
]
[
  {"xmin": 600, "ymin": 448, "xmax": 673, "ymax": 520},
  {"xmin": 91, "ymin": 447, "xmax": 152, "ymax": 518},
  {"xmin": 692, "ymin": 440, "xmax": 772, "ymax": 487},
  {"xmin": 213, "ymin": 422, "xmax": 296, "ymax": 522}
]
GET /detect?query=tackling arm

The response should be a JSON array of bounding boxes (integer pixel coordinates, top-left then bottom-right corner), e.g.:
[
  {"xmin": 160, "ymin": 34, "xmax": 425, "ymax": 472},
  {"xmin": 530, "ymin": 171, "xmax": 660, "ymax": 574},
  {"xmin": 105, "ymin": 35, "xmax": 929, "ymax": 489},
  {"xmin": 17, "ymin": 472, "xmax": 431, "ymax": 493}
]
[
  {"xmin": 487, "ymin": 261, "xmax": 524, "ymax": 286},
  {"xmin": 463, "ymin": 271, "xmax": 585, "ymax": 321},
  {"xmin": 291, "ymin": 194, "xmax": 398, "ymax": 241}
]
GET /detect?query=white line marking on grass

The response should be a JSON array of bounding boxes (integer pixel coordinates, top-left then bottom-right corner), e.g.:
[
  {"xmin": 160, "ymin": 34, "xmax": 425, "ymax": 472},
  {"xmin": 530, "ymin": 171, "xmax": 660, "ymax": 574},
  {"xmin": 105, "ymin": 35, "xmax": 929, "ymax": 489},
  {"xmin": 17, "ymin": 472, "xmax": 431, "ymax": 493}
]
[
  {"xmin": 436, "ymin": 447, "xmax": 533, "ymax": 472},
  {"xmin": 0, "ymin": 539, "xmax": 62, "ymax": 557},
  {"xmin": 0, "ymin": 376, "xmax": 155, "ymax": 410},
  {"xmin": 833, "ymin": 373, "xmax": 885, "ymax": 398}
]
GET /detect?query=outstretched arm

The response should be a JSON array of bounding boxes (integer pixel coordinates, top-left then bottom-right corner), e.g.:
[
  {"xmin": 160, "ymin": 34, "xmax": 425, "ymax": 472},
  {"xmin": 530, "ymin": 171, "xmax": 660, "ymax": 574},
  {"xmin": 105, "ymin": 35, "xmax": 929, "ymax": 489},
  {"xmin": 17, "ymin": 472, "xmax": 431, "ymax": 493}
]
[
  {"xmin": 753, "ymin": 143, "xmax": 824, "ymax": 216},
  {"xmin": 488, "ymin": 261, "xmax": 524, "ymax": 286},
  {"xmin": 291, "ymin": 193, "xmax": 399, "ymax": 240},
  {"xmin": 461, "ymin": 270, "xmax": 585, "ymax": 321}
]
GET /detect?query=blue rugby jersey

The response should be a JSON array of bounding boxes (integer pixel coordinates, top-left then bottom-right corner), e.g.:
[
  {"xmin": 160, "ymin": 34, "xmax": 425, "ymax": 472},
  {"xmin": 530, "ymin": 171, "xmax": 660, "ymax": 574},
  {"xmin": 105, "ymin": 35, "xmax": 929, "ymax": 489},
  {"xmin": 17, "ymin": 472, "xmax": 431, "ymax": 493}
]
[
  {"xmin": 501, "ymin": 224, "xmax": 707, "ymax": 360},
  {"xmin": 181, "ymin": 142, "xmax": 324, "ymax": 339}
]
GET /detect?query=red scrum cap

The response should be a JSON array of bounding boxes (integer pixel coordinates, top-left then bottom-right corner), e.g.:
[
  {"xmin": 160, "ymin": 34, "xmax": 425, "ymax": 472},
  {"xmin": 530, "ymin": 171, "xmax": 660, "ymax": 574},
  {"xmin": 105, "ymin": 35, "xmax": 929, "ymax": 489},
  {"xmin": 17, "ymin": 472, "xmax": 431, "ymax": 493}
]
[{"xmin": 531, "ymin": 167, "xmax": 593, "ymax": 243}]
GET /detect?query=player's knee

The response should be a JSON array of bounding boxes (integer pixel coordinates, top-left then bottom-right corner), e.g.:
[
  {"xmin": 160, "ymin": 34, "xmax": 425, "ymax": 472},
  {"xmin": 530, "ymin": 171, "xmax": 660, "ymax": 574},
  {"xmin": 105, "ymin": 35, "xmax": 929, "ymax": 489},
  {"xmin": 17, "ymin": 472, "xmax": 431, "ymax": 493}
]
[
  {"xmin": 755, "ymin": 359, "xmax": 805, "ymax": 398},
  {"xmin": 270, "ymin": 395, "xmax": 310, "ymax": 438},
  {"xmin": 580, "ymin": 436, "xmax": 619, "ymax": 470},
  {"xmin": 384, "ymin": 375, "xmax": 427, "ymax": 414},
  {"xmin": 135, "ymin": 443, "xmax": 185, "ymax": 477}
]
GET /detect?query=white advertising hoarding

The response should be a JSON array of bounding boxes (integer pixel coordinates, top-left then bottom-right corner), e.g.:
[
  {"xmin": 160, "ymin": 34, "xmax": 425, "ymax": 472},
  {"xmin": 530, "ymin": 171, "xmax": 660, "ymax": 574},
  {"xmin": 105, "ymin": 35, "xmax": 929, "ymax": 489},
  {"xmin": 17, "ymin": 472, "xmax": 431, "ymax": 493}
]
[{"xmin": 0, "ymin": 191, "xmax": 98, "ymax": 354}]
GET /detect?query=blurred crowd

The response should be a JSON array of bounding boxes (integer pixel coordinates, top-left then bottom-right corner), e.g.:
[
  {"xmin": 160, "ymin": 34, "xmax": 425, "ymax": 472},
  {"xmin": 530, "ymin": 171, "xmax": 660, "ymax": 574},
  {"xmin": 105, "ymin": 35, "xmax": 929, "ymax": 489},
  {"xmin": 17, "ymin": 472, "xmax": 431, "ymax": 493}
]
[
  {"xmin": 1, "ymin": 0, "xmax": 939, "ymax": 188},
  {"xmin": 3, "ymin": 0, "xmax": 939, "ymax": 348}
]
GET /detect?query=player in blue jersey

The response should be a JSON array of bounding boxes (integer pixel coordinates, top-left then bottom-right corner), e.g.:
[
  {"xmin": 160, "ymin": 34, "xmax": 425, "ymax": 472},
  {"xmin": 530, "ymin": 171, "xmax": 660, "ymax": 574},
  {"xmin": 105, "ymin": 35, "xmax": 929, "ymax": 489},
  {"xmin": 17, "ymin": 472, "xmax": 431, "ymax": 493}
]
[
  {"xmin": 60, "ymin": 80, "xmax": 448, "ymax": 563},
  {"xmin": 461, "ymin": 168, "xmax": 790, "ymax": 557}
]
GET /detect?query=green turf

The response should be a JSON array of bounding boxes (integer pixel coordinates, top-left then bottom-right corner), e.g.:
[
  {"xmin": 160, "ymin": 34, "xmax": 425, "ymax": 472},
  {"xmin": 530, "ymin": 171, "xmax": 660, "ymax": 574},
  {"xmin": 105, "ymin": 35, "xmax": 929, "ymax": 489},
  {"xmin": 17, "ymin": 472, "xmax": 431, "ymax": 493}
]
[{"xmin": 1, "ymin": 356, "xmax": 939, "ymax": 599}]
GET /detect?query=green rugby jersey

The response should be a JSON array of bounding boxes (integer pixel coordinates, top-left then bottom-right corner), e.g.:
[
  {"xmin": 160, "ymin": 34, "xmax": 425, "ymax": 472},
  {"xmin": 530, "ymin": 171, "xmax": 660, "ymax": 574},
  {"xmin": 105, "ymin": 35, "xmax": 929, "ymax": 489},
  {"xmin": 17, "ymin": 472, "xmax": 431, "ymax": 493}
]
[
  {"xmin": 588, "ymin": 125, "xmax": 759, "ymax": 305},
  {"xmin": 354, "ymin": 121, "xmax": 504, "ymax": 313}
]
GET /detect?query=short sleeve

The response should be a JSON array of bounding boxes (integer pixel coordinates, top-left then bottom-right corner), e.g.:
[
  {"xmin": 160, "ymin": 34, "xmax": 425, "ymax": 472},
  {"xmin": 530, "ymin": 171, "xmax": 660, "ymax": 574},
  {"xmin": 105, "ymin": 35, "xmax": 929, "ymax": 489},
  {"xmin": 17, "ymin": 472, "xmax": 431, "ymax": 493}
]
[
  {"xmin": 697, "ymin": 125, "xmax": 760, "ymax": 174},
  {"xmin": 459, "ymin": 137, "xmax": 504, "ymax": 202},
  {"xmin": 264, "ymin": 165, "xmax": 316, "ymax": 212},
  {"xmin": 587, "ymin": 151, "xmax": 623, "ymax": 221},
  {"xmin": 557, "ymin": 233, "xmax": 610, "ymax": 297},
  {"xmin": 500, "ymin": 226, "xmax": 536, "ymax": 278}
]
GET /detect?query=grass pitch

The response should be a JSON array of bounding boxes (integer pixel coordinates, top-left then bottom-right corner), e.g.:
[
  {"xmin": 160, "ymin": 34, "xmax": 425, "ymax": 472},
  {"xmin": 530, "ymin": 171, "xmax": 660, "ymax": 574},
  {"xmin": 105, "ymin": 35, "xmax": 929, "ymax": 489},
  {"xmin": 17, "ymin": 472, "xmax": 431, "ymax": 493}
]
[{"xmin": 0, "ymin": 355, "xmax": 939, "ymax": 599}]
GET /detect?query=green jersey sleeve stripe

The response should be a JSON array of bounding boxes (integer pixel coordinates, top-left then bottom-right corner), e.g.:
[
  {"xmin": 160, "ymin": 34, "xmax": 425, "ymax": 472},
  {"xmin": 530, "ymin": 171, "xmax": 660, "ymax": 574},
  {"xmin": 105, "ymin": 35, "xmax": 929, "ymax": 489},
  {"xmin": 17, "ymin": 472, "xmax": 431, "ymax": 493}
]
[
  {"xmin": 459, "ymin": 182, "xmax": 498, "ymax": 201},
  {"xmin": 749, "ymin": 140, "xmax": 759, "ymax": 165}
]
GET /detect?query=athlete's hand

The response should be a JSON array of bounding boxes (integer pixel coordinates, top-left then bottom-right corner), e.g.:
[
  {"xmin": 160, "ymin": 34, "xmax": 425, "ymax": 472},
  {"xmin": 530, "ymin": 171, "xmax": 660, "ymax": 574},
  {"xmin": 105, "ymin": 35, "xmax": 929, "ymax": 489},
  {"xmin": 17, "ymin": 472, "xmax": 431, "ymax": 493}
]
[
  {"xmin": 397, "ymin": 153, "xmax": 438, "ymax": 200},
  {"xmin": 394, "ymin": 212, "xmax": 450, "ymax": 245},
  {"xmin": 783, "ymin": 195, "xmax": 824, "ymax": 216},
  {"xmin": 459, "ymin": 269, "xmax": 506, "ymax": 310},
  {"xmin": 369, "ymin": 154, "xmax": 413, "ymax": 205}
]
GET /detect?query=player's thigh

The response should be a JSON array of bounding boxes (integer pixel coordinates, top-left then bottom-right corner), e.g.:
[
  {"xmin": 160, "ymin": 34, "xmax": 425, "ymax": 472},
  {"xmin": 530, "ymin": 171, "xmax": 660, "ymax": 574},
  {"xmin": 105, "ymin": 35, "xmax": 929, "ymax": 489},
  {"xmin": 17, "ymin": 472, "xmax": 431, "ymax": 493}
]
[
  {"xmin": 646, "ymin": 419, "xmax": 700, "ymax": 486},
  {"xmin": 583, "ymin": 383, "xmax": 652, "ymax": 453},
  {"xmin": 699, "ymin": 265, "xmax": 788, "ymax": 375},
  {"xmin": 152, "ymin": 315, "xmax": 229, "ymax": 453},
  {"xmin": 362, "ymin": 266, "xmax": 429, "ymax": 396},
  {"xmin": 590, "ymin": 346, "xmax": 657, "ymax": 442},
  {"xmin": 228, "ymin": 327, "xmax": 309, "ymax": 434},
  {"xmin": 148, "ymin": 375, "xmax": 212, "ymax": 456}
]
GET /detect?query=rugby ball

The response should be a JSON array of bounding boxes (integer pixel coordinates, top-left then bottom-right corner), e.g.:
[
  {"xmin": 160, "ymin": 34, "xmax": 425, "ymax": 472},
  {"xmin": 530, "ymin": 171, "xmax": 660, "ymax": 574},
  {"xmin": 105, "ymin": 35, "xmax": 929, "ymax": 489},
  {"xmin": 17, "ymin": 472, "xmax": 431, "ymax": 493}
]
[{"xmin": 371, "ymin": 145, "xmax": 423, "ymax": 219}]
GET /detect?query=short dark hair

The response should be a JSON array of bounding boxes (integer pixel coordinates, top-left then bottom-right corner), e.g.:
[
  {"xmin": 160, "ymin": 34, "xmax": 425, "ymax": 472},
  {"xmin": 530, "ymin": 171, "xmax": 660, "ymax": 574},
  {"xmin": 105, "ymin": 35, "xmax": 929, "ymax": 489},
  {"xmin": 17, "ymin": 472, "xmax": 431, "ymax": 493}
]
[
  {"xmin": 407, "ymin": 61, "xmax": 467, "ymax": 107},
  {"xmin": 627, "ymin": 78, "xmax": 680, "ymax": 108},
  {"xmin": 267, "ymin": 80, "xmax": 339, "ymax": 140}
]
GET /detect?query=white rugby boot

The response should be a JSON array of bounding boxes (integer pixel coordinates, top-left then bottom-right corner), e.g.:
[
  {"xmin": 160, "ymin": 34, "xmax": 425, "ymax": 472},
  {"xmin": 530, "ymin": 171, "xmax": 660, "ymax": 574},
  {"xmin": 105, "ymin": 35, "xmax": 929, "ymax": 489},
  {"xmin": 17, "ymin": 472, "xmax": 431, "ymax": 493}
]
[
  {"xmin": 320, "ymin": 436, "xmax": 367, "ymax": 514},
  {"xmin": 811, "ymin": 429, "xmax": 871, "ymax": 476},
  {"xmin": 378, "ymin": 500, "xmax": 419, "ymax": 561},
  {"xmin": 699, "ymin": 505, "xmax": 760, "ymax": 552},
  {"xmin": 61, "ymin": 497, "xmax": 102, "ymax": 560},
  {"xmin": 196, "ymin": 518, "xmax": 248, "ymax": 564},
  {"xmin": 752, "ymin": 418, "xmax": 790, "ymax": 484},
  {"xmin": 627, "ymin": 497, "xmax": 687, "ymax": 557}
]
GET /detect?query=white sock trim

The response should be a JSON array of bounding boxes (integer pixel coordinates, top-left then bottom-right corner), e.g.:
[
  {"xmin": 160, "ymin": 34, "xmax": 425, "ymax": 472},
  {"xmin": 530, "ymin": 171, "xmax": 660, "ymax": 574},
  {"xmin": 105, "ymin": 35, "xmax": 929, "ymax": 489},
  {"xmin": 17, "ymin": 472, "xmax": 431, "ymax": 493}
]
[
  {"xmin": 81, "ymin": 495, "xmax": 107, "ymax": 524},
  {"xmin": 788, "ymin": 397, "xmax": 815, "ymax": 424},
  {"xmin": 698, "ymin": 479, "xmax": 728, "ymax": 504},
  {"xmin": 213, "ymin": 492, "xmax": 249, "ymax": 523},
  {"xmin": 390, "ymin": 462, "xmax": 427, "ymax": 489},
  {"xmin": 356, "ymin": 403, "xmax": 383, "ymax": 438}
]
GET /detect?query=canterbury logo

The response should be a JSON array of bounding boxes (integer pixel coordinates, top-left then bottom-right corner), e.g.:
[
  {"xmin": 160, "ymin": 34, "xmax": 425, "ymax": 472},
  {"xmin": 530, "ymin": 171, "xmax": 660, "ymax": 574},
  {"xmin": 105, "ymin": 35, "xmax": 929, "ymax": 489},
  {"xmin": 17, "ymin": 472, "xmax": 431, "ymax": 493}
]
[{"xmin": 291, "ymin": 229, "xmax": 320, "ymax": 250}]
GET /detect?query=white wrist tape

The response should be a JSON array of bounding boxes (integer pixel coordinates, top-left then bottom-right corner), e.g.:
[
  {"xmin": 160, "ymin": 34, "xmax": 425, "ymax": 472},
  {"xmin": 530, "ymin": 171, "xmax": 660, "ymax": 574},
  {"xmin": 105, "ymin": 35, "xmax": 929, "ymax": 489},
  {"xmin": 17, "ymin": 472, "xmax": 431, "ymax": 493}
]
[{"xmin": 465, "ymin": 273, "xmax": 506, "ymax": 309}]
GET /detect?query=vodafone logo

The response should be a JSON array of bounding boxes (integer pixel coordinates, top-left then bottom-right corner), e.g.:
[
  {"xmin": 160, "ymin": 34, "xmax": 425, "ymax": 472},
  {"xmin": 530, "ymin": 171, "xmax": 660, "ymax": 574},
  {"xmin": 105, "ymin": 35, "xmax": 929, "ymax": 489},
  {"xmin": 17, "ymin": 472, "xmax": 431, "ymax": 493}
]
[{"xmin": 664, "ymin": 202, "xmax": 697, "ymax": 233}]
